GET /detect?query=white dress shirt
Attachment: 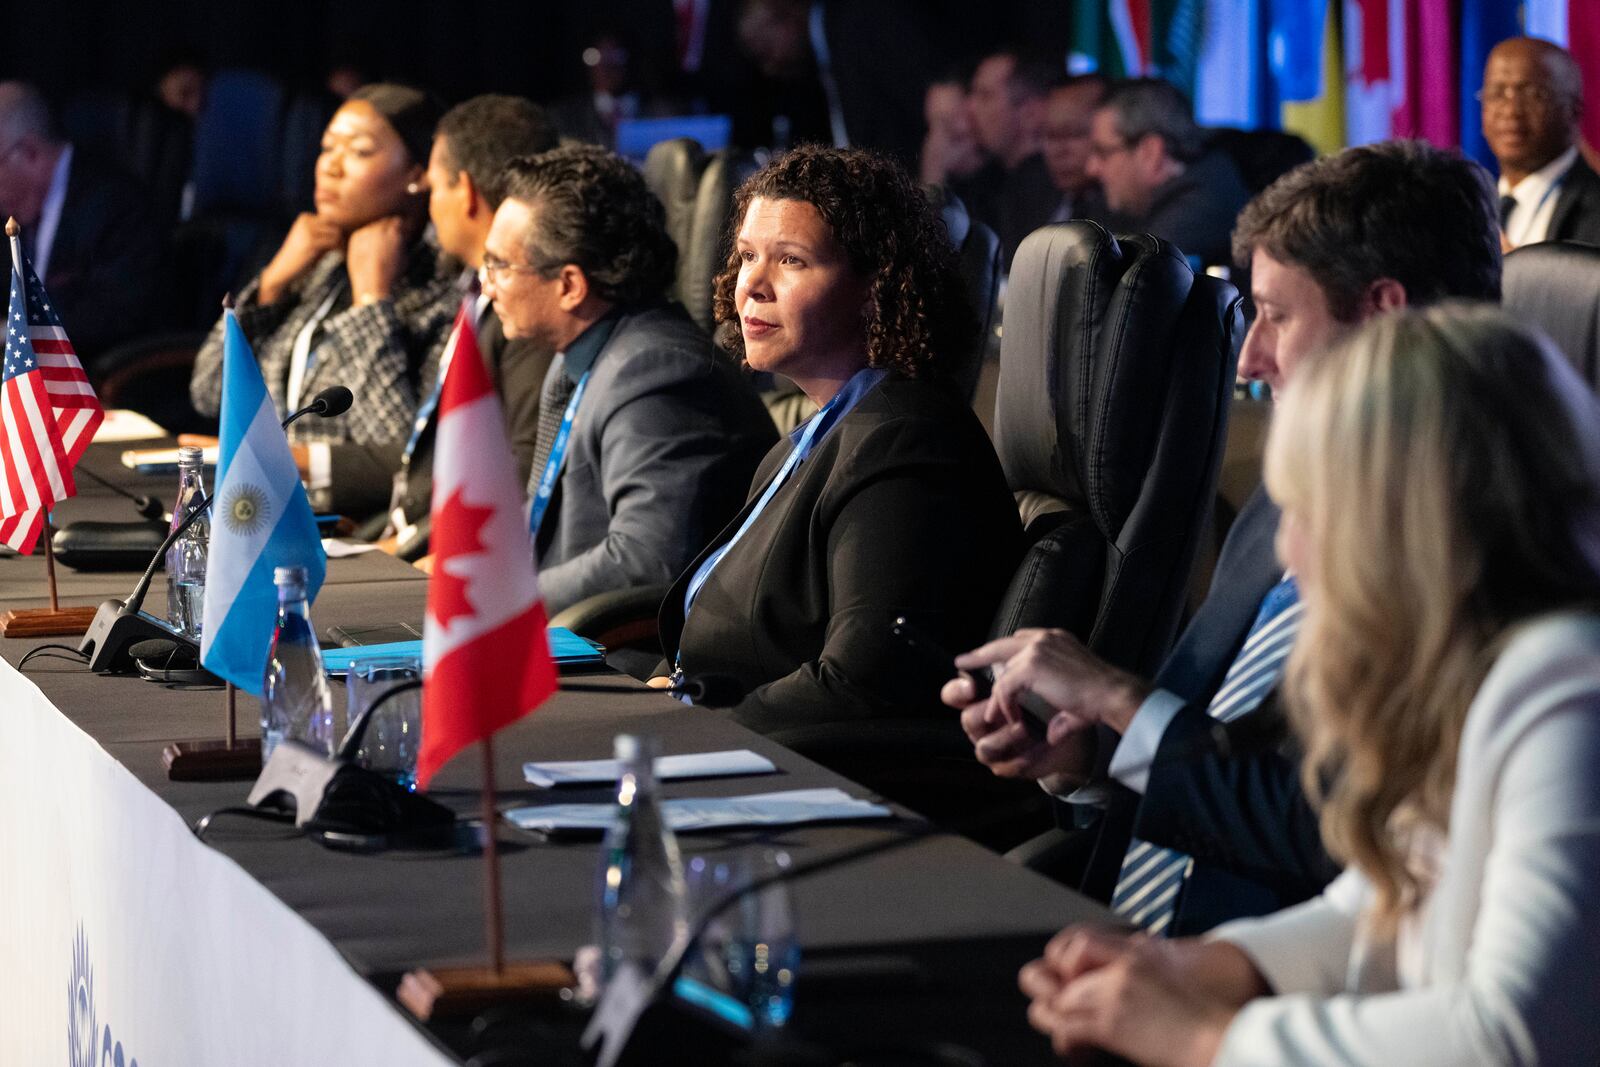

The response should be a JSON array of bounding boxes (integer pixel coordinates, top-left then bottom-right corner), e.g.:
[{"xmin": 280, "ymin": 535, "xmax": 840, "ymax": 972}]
[{"xmin": 1500, "ymin": 145, "xmax": 1579, "ymax": 249}]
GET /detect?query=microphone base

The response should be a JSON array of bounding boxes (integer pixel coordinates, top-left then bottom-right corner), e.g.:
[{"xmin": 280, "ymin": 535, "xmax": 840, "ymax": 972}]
[
  {"xmin": 0, "ymin": 605, "xmax": 98, "ymax": 638},
  {"xmin": 78, "ymin": 599, "xmax": 198, "ymax": 674}
]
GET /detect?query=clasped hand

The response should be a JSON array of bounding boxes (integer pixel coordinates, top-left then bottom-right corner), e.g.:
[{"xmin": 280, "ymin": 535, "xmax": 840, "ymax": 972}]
[
  {"xmin": 257, "ymin": 212, "xmax": 410, "ymax": 306},
  {"xmin": 940, "ymin": 628, "xmax": 1151, "ymax": 789},
  {"xmin": 1019, "ymin": 926, "xmax": 1264, "ymax": 1066}
]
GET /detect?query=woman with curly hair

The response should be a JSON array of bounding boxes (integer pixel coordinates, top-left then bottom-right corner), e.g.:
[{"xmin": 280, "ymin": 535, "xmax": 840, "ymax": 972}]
[
  {"xmin": 655, "ymin": 144, "xmax": 1022, "ymax": 739},
  {"xmin": 1018, "ymin": 305, "xmax": 1600, "ymax": 1065}
]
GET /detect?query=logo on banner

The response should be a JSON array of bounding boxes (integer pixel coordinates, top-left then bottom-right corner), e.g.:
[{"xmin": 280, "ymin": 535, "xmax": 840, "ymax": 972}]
[{"xmin": 68, "ymin": 926, "xmax": 139, "ymax": 1067}]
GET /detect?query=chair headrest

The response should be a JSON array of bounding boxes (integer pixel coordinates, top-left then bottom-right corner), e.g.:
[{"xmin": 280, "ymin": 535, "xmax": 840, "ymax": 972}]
[
  {"xmin": 995, "ymin": 222, "xmax": 1195, "ymax": 531},
  {"xmin": 1503, "ymin": 240, "xmax": 1600, "ymax": 388}
]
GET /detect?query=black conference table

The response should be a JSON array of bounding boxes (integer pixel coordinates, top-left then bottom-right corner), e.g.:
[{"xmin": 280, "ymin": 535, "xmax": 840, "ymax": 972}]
[{"xmin": 0, "ymin": 442, "xmax": 1111, "ymax": 1066}]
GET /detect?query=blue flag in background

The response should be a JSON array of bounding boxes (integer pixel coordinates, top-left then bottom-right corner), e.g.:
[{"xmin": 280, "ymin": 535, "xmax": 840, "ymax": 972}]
[{"xmin": 199, "ymin": 309, "xmax": 326, "ymax": 694}]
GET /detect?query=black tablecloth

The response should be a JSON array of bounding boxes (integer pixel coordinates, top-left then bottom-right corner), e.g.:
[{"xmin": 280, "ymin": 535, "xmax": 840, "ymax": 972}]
[{"xmin": 1, "ymin": 444, "xmax": 1109, "ymax": 1064}]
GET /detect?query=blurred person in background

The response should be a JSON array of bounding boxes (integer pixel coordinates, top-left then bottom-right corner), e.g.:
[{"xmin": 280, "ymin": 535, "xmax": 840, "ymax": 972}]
[{"xmin": 965, "ymin": 48, "xmax": 1061, "ymax": 265}]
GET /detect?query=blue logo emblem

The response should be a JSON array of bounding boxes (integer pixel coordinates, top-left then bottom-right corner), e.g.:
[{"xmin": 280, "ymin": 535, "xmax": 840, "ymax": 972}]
[{"xmin": 68, "ymin": 926, "xmax": 139, "ymax": 1067}]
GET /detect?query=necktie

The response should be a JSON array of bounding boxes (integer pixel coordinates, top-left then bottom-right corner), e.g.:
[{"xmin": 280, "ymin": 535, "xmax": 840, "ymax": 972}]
[
  {"xmin": 528, "ymin": 358, "xmax": 577, "ymax": 498},
  {"xmin": 1110, "ymin": 575, "xmax": 1303, "ymax": 934},
  {"xmin": 1499, "ymin": 194, "xmax": 1518, "ymax": 231}
]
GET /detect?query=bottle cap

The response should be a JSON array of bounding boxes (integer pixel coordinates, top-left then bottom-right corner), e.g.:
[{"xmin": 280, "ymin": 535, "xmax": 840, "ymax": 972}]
[
  {"xmin": 273, "ymin": 565, "xmax": 308, "ymax": 586},
  {"xmin": 177, "ymin": 444, "xmax": 204, "ymax": 465},
  {"xmin": 613, "ymin": 734, "xmax": 659, "ymax": 762}
]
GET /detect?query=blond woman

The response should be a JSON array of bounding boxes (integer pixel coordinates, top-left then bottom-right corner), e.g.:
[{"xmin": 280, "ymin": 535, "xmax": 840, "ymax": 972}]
[{"xmin": 1020, "ymin": 305, "xmax": 1600, "ymax": 1066}]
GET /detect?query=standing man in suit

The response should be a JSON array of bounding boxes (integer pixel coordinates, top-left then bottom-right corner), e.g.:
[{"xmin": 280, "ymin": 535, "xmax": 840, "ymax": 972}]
[
  {"xmin": 1481, "ymin": 36, "xmax": 1600, "ymax": 250},
  {"xmin": 482, "ymin": 145, "xmax": 776, "ymax": 614},
  {"xmin": 370, "ymin": 95, "xmax": 559, "ymax": 560},
  {"xmin": 947, "ymin": 141, "xmax": 1504, "ymax": 934},
  {"xmin": 0, "ymin": 82, "xmax": 160, "ymax": 372}
]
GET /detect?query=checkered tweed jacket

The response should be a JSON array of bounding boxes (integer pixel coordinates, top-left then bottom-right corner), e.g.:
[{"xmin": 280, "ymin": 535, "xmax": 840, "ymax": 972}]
[{"xmin": 189, "ymin": 237, "xmax": 460, "ymax": 446}]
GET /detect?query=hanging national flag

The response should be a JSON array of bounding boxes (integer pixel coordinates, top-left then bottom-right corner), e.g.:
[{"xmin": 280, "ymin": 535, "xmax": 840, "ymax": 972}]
[
  {"xmin": 200, "ymin": 308, "xmax": 327, "ymax": 694},
  {"xmin": 417, "ymin": 305, "xmax": 557, "ymax": 789},
  {"xmin": 1277, "ymin": 0, "xmax": 1345, "ymax": 155},
  {"xmin": 0, "ymin": 227, "xmax": 102, "ymax": 553},
  {"xmin": 1070, "ymin": 0, "xmax": 1204, "ymax": 100},
  {"xmin": 1343, "ymin": 0, "xmax": 1402, "ymax": 146},
  {"xmin": 1459, "ymin": 0, "xmax": 1521, "ymax": 168}
]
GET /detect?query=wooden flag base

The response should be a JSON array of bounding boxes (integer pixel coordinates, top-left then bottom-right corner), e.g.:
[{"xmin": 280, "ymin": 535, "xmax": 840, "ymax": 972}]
[
  {"xmin": 397, "ymin": 961, "xmax": 577, "ymax": 1020},
  {"xmin": 0, "ymin": 605, "xmax": 98, "ymax": 637},
  {"xmin": 162, "ymin": 737, "xmax": 262, "ymax": 781}
]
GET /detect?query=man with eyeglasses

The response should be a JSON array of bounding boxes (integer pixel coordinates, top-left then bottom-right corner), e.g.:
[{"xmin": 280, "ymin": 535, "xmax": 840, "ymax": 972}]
[
  {"xmin": 1084, "ymin": 78, "xmax": 1249, "ymax": 268},
  {"xmin": 0, "ymin": 81, "xmax": 160, "ymax": 370},
  {"xmin": 1480, "ymin": 37, "xmax": 1600, "ymax": 250},
  {"xmin": 482, "ymin": 145, "xmax": 775, "ymax": 616}
]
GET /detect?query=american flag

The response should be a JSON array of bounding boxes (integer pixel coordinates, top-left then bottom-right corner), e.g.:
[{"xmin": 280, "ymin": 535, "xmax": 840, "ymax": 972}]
[{"xmin": 0, "ymin": 234, "xmax": 103, "ymax": 553}]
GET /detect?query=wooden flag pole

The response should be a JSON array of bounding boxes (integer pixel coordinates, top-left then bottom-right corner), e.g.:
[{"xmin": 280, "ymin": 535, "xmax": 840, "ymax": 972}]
[
  {"xmin": 397, "ymin": 729, "xmax": 574, "ymax": 1020},
  {"xmin": 161, "ymin": 672, "xmax": 262, "ymax": 783},
  {"xmin": 481, "ymin": 734, "xmax": 506, "ymax": 975},
  {"xmin": 42, "ymin": 515, "xmax": 61, "ymax": 611}
]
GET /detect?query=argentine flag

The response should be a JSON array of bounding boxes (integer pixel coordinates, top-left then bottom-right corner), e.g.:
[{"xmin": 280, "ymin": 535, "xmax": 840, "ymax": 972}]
[{"xmin": 200, "ymin": 309, "xmax": 326, "ymax": 694}]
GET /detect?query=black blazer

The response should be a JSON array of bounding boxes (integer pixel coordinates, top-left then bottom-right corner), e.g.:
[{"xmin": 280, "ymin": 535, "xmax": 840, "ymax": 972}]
[
  {"xmin": 1549, "ymin": 154, "xmax": 1600, "ymax": 246},
  {"xmin": 659, "ymin": 374, "xmax": 1023, "ymax": 736},
  {"xmin": 1085, "ymin": 486, "xmax": 1339, "ymax": 933},
  {"xmin": 41, "ymin": 152, "xmax": 162, "ymax": 369}
]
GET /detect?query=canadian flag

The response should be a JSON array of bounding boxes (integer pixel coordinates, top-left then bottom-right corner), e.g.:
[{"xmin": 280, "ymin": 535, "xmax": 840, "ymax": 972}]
[{"xmin": 417, "ymin": 305, "xmax": 557, "ymax": 789}]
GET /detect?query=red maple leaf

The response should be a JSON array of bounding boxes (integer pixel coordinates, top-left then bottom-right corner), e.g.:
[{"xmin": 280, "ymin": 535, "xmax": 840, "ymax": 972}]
[{"xmin": 429, "ymin": 488, "xmax": 496, "ymax": 630}]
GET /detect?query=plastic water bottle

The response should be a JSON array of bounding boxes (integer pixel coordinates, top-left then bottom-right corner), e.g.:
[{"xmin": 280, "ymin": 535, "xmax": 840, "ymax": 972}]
[
  {"xmin": 595, "ymin": 734, "xmax": 688, "ymax": 986},
  {"xmin": 165, "ymin": 445, "xmax": 208, "ymax": 637},
  {"xmin": 261, "ymin": 565, "xmax": 334, "ymax": 761}
]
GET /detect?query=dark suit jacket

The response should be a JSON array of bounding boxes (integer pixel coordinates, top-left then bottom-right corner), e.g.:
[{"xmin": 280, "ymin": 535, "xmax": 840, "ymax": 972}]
[
  {"xmin": 337, "ymin": 308, "xmax": 555, "ymax": 546},
  {"xmin": 40, "ymin": 151, "xmax": 162, "ymax": 371},
  {"xmin": 1102, "ymin": 150, "xmax": 1251, "ymax": 267},
  {"xmin": 659, "ymin": 375, "xmax": 1024, "ymax": 736},
  {"xmin": 534, "ymin": 302, "xmax": 777, "ymax": 613},
  {"xmin": 1549, "ymin": 154, "xmax": 1600, "ymax": 246},
  {"xmin": 1086, "ymin": 486, "xmax": 1338, "ymax": 933}
]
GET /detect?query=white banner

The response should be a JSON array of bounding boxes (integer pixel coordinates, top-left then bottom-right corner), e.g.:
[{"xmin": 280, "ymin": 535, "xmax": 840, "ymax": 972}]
[{"xmin": 0, "ymin": 660, "xmax": 454, "ymax": 1066}]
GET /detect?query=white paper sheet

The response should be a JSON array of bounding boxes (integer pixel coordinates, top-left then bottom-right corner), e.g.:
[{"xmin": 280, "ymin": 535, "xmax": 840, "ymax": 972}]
[
  {"xmin": 522, "ymin": 749, "xmax": 776, "ymax": 788},
  {"xmin": 93, "ymin": 408, "xmax": 167, "ymax": 442},
  {"xmin": 505, "ymin": 787, "xmax": 891, "ymax": 834},
  {"xmin": 322, "ymin": 538, "xmax": 379, "ymax": 558}
]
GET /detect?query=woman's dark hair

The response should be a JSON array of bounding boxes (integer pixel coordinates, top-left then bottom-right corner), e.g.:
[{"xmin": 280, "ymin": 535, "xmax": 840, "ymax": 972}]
[
  {"xmin": 347, "ymin": 83, "xmax": 444, "ymax": 168},
  {"xmin": 498, "ymin": 144, "xmax": 678, "ymax": 306},
  {"xmin": 711, "ymin": 144, "xmax": 974, "ymax": 378}
]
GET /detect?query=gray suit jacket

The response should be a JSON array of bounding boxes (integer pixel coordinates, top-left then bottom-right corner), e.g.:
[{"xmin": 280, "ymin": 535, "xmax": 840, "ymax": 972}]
[{"xmin": 534, "ymin": 303, "xmax": 777, "ymax": 613}]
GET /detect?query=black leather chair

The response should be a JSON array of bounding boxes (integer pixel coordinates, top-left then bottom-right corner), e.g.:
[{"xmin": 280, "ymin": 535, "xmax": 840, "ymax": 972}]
[
  {"xmin": 1206, "ymin": 128, "xmax": 1315, "ymax": 196},
  {"xmin": 1502, "ymin": 240, "xmax": 1600, "ymax": 391},
  {"xmin": 641, "ymin": 137, "xmax": 748, "ymax": 334},
  {"xmin": 991, "ymin": 222, "xmax": 1242, "ymax": 877},
  {"xmin": 929, "ymin": 186, "xmax": 1004, "ymax": 405},
  {"xmin": 992, "ymin": 221, "xmax": 1243, "ymax": 676}
]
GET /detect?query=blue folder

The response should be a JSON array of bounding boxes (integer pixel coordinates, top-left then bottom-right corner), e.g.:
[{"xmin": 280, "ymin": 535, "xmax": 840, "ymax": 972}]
[{"xmin": 321, "ymin": 627, "xmax": 604, "ymax": 675}]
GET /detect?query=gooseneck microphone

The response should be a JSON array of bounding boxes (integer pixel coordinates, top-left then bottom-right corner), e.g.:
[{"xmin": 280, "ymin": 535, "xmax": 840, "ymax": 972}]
[
  {"xmin": 282, "ymin": 386, "xmax": 354, "ymax": 430},
  {"xmin": 77, "ymin": 386, "xmax": 356, "ymax": 674},
  {"xmin": 74, "ymin": 465, "xmax": 165, "ymax": 520},
  {"xmin": 561, "ymin": 673, "xmax": 746, "ymax": 707}
]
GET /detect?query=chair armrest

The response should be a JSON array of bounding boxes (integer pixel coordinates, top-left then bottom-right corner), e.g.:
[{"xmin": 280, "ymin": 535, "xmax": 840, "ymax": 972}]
[{"xmin": 548, "ymin": 583, "xmax": 672, "ymax": 650}]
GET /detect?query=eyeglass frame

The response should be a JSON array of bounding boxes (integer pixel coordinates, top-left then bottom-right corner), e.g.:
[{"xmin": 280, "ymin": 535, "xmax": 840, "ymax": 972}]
[
  {"xmin": 1086, "ymin": 135, "xmax": 1138, "ymax": 162},
  {"xmin": 478, "ymin": 253, "xmax": 559, "ymax": 284},
  {"xmin": 1474, "ymin": 82, "xmax": 1563, "ymax": 110}
]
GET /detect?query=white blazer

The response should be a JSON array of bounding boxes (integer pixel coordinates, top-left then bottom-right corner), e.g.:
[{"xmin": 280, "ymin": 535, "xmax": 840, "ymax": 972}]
[{"xmin": 1210, "ymin": 612, "xmax": 1600, "ymax": 1066}]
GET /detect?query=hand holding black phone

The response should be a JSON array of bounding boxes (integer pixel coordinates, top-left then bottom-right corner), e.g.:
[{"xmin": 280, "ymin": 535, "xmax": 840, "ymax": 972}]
[{"xmin": 891, "ymin": 616, "xmax": 1053, "ymax": 738}]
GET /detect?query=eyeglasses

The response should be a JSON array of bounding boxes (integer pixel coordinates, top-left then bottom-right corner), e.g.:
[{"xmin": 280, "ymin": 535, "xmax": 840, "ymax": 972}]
[
  {"xmin": 478, "ymin": 254, "xmax": 549, "ymax": 284},
  {"xmin": 1475, "ymin": 82, "xmax": 1559, "ymax": 109}
]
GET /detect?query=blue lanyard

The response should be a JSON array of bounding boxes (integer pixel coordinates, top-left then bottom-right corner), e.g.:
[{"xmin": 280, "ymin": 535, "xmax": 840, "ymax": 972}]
[
  {"xmin": 527, "ymin": 370, "xmax": 592, "ymax": 538},
  {"xmin": 673, "ymin": 367, "xmax": 886, "ymax": 685},
  {"xmin": 404, "ymin": 324, "xmax": 458, "ymax": 462}
]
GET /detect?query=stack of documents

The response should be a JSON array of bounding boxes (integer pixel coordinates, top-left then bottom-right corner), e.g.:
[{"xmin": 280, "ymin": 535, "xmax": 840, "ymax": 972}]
[{"xmin": 506, "ymin": 787, "xmax": 892, "ymax": 834}]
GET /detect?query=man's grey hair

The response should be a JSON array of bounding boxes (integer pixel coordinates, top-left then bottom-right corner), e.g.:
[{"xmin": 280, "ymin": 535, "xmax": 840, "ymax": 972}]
[{"xmin": 1100, "ymin": 78, "xmax": 1202, "ymax": 163}]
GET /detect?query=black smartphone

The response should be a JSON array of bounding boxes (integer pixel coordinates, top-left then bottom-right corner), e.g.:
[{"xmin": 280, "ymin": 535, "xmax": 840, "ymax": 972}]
[{"xmin": 890, "ymin": 616, "xmax": 1051, "ymax": 737}]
